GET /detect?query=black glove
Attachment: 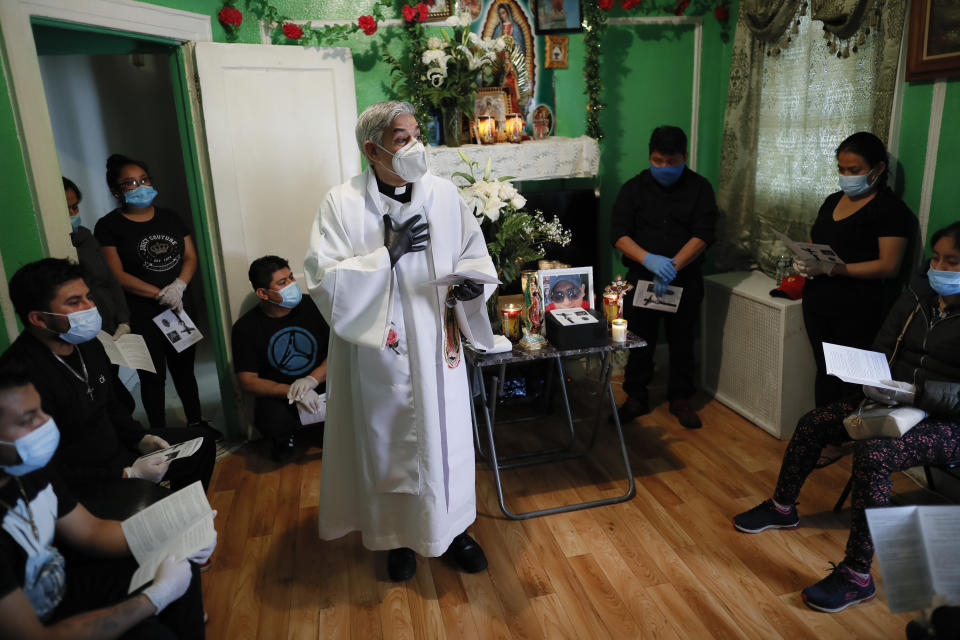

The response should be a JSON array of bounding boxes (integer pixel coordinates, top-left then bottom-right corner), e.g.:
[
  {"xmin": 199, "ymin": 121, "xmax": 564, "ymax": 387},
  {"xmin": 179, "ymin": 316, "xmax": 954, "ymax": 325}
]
[
  {"xmin": 451, "ymin": 279, "xmax": 484, "ymax": 301},
  {"xmin": 383, "ymin": 214, "xmax": 430, "ymax": 266}
]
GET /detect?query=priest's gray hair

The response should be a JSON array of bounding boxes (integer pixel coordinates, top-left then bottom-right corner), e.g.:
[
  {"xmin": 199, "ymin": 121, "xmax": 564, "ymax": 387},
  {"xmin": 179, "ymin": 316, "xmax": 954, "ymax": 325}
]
[{"xmin": 355, "ymin": 101, "xmax": 416, "ymax": 155}]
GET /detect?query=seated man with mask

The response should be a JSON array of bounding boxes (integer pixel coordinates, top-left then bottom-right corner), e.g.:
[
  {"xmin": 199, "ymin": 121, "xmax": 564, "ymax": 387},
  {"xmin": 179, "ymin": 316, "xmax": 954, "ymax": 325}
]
[
  {"xmin": 0, "ymin": 259, "xmax": 215, "ymax": 519},
  {"xmin": 0, "ymin": 365, "xmax": 212, "ymax": 639},
  {"xmin": 231, "ymin": 255, "xmax": 329, "ymax": 462}
]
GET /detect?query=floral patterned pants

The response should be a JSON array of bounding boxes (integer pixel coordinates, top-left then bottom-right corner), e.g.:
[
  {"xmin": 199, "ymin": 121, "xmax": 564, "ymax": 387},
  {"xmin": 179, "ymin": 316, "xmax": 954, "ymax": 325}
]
[{"xmin": 772, "ymin": 397, "xmax": 960, "ymax": 573}]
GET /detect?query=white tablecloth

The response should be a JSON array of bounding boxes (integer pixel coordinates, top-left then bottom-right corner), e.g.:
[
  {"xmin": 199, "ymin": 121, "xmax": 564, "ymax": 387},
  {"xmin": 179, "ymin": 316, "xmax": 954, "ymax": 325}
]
[{"xmin": 425, "ymin": 136, "xmax": 600, "ymax": 184}]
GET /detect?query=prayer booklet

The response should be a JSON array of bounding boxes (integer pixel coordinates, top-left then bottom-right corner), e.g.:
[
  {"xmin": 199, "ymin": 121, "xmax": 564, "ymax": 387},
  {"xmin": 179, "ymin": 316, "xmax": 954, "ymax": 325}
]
[
  {"xmin": 425, "ymin": 257, "xmax": 501, "ymax": 351},
  {"xmin": 632, "ymin": 279, "xmax": 683, "ymax": 313},
  {"xmin": 772, "ymin": 229, "xmax": 845, "ymax": 265},
  {"xmin": 152, "ymin": 308, "xmax": 203, "ymax": 353},
  {"xmin": 96, "ymin": 331, "xmax": 157, "ymax": 373},
  {"xmin": 121, "ymin": 481, "xmax": 215, "ymax": 593},
  {"xmin": 133, "ymin": 436, "xmax": 204, "ymax": 466},
  {"xmin": 548, "ymin": 308, "xmax": 599, "ymax": 326},
  {"xmin": 822, "ymin": 343, "xmax": 903, "ymax": 390},
  {"xmin": 866, "ymin": 506, "xmax": 960, "ymax": 612},
  {"xmin": 296, "ymin": 392, "xmax": 327, "ymax": 425}
]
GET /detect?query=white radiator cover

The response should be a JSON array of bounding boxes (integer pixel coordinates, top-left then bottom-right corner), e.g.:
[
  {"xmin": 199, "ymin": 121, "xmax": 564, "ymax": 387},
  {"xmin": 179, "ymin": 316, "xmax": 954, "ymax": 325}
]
[{"xmin": 701, "ymin": 271, "xmax": 816, "ymax": 440}]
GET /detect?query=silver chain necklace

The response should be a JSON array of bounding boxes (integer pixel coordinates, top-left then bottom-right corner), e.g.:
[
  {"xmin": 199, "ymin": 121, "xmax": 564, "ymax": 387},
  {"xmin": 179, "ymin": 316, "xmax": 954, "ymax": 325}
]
[{"xmin": 52, "ymin": 348, "xmax": 94, "ymax": 400}]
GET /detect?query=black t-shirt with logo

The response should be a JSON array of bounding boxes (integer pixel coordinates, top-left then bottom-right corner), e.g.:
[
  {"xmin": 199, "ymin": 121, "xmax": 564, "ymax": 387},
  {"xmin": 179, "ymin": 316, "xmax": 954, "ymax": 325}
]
[{"xmin": 231, "ymin": 297, "xmax": 330, "ymax": 389}]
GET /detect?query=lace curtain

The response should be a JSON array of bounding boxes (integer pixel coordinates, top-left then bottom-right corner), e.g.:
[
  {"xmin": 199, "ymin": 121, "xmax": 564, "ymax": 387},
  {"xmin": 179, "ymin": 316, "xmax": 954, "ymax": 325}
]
[{"xmin": 714, "ymin": 0, "xmax": 906, "ymax": 273}]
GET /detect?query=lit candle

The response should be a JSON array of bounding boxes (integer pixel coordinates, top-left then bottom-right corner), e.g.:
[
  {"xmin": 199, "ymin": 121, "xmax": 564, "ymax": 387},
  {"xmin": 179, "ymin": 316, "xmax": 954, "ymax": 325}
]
[
  {"xmin": 602, "ymin": 292, "xmax": 619, "ymax": 324},
  {"xmin": 611, "ymin": 318, "xmax": 627, "ymax": 343},
  {"xmin": 504, "ymin": 113, "xmax": 523, "ymax": 143},
  {"xmin": 477, "ymin": 115, "xmax": 495, "ymax": 144},
  {"xmin": 502, "ymin": 303, "xmax": 522, "ymax": 341}
]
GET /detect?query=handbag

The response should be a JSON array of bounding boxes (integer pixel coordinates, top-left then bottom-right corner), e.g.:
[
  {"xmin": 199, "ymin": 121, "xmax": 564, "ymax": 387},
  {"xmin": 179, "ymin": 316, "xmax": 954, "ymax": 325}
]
[{"xmin": 843, "ymin": 303, "xmax": 926, "ymax": 440}]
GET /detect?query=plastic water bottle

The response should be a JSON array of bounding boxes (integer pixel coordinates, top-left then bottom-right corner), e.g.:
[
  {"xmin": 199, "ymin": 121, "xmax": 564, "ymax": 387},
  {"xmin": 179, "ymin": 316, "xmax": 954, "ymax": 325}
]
[{"xmin": 774, "ymin": 255, "xmax": 791, "ymax": 283}]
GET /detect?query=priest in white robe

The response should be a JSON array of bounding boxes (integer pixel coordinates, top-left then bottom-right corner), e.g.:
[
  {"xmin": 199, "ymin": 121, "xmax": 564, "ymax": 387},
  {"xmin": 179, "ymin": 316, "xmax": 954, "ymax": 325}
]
[{"xmin": 304, "ymin": 101, "xmax": 496, "ymax": 581}]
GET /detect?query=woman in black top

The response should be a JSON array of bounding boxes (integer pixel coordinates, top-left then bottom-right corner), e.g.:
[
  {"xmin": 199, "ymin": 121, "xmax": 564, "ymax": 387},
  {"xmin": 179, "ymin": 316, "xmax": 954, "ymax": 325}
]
[
  {"xmin": 94, "ymin": 154, "xmax": 206, "ymax": 431},
  {"xmin": 796, "ymin": 132, "xmax": 916, "ymax": 407}
]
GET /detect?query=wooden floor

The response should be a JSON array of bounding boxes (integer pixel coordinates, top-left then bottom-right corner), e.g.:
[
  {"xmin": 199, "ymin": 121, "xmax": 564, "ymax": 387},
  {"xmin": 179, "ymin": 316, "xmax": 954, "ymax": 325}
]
[{"xmin": 201, "ymin": 383, "xmax": 942, "ymax": 639}]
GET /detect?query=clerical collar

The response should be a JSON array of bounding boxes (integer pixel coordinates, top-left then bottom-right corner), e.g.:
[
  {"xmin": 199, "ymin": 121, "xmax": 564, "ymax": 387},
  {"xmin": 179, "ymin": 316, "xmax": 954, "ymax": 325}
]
[{"xmin": 375, "ymin": 174, "xmax": 411, "ymax": 203}]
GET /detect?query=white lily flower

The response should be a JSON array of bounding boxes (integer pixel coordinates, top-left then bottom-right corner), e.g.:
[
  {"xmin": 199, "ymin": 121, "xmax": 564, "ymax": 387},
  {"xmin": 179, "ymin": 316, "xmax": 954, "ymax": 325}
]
[
  {"xmin": 459, "ymin": 12, "xmax": 472, "ymax": 27},
  {"xmin": 427, "ymin": 37, "xmax": 443, "ymax": 50},
  {"xmin": 425, "ymin": 68, "xmax": 447, "ymax": 87},
  {"xmin": 510, "ymin": 195, "xmax": 527, "ymax": 210},
  {"xmin": 445, "ymin": 15, "xmax": 460, "ymax": 26}
]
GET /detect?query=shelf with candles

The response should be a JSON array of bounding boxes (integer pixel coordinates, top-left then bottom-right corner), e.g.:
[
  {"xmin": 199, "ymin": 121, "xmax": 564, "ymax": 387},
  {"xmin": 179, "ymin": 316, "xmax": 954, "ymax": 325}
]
[{"xmin": 425, "ymin": 135, "xmax": 600, "ymax": 183}]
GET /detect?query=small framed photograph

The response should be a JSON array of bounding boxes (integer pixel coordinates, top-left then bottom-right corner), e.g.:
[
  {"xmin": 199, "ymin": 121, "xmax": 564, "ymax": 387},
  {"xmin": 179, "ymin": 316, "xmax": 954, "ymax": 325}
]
[
  {"xmin": 544, "ymin": 35, "xmax": 569, "ymax": 69},
  {"xmin": 532, "ymin": 0, "xmax": 583, "ymax": 34},
  {"xmin": 530, "ymin": 104, "xmax": 554, "ymax": 140},
  {"xmin": 906, "ymin": 0, "xmax": 960, "ymax": 81},
  {"xmin": 538, "ymin": 267, "xmax": 594, "ymax": 314},
  {"xmin": 422, "ymin": 0, "xmax": 455, "ymax": 22},
  {"xmin": 474, "ymin": 86, "xmax": 510, "ymax": 130}
]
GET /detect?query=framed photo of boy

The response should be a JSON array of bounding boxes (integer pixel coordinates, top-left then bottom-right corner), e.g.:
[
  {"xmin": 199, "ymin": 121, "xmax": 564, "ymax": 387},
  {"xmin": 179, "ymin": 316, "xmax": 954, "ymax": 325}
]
[
  {"xmin": 906, "ymin": 0, "xmax": 960, "ymax": 81},
  {"xmin": 538, "ymin": 267, "xmax": 594, "ymax": 314},
  {"xmin": 545, "ymin": 35, "xmax": 569, "ymax": 69},
  {"xmin": 532, "ymin": 0, "xmax": 583, "ymax": 34}
]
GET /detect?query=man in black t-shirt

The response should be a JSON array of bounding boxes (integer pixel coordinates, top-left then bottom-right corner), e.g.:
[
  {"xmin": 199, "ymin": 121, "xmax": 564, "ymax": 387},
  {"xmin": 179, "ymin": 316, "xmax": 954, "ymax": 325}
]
[
  {"xmin": 610, "ymin": 126, "xmax": 717, "ymax": 430},
  {"xmin": 232, "ymin": 256, "xmax": 330, "ymax": 462},
  {"xmin": 0, "ymin": 366, "xmax": 210, "ymax": 638}
]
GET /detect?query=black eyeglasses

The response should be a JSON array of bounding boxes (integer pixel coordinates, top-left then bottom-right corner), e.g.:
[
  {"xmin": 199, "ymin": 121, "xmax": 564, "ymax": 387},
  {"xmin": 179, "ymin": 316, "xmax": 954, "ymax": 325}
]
[
  {"xmin": 550, "ymin": 287, "xmax": 581, "ymax": 303},
  {"xmin": 117, "ymin": 176, "xmax": 152, "ymax": 191}
]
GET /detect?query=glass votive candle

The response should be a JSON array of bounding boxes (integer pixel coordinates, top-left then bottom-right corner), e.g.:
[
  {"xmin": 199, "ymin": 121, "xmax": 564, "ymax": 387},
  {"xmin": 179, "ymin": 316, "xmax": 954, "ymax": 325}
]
[
  {"xmin": 502, "ymin": 303, "xmax": 522, "ymax": 341},
  {"xmin": 504, "ymin": 113, "xmax": 523, "ymax": 142},
  {"xmin": 611, "ymin": 318, "xmax": 627, "ymax": 343},
  {"xmin": 477, "ymin": 115, "xmax": 496, "ymax": 144},
  {"xmin": 602, "ymin": 292, "xmax": 619, "ymax": 323}
]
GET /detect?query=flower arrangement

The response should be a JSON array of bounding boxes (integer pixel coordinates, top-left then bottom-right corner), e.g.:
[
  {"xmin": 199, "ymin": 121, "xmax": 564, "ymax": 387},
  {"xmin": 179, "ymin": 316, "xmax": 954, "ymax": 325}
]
[
  {"xmin": 420, "ymin": 25, "xmax": 506, "ymax": 116},
  {"xmin": 454, "ymin": 151, "xmax": 571, "ymax": 290}
]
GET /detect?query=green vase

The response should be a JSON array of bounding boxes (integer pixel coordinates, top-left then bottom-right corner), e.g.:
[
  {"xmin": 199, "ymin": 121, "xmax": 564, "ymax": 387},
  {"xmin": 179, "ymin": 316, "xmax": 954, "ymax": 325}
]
[{"xmin": 441, "ymin": 103, "xmax": 463, "ymax": 148}]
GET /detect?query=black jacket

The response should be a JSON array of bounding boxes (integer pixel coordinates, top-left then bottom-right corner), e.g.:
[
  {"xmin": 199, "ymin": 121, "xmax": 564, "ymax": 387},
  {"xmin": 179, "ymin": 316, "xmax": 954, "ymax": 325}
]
[{"xmin": 874, "ymin": 270, "xmax": 960, "ymax": 418}]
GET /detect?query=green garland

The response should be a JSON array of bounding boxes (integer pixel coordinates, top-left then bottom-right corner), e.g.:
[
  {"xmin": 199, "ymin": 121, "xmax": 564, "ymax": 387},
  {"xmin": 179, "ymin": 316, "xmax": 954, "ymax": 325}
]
[
  {"xmin": 219, "ymin": 0, "xmax": 394, "ymax": 46},
  {"xmin": 583, "ymin": 3, "xmax": 608, "ymax": 142},
  {"xmin": 382, "ymin": 21, "xmax": 432, "ymax": 128}
]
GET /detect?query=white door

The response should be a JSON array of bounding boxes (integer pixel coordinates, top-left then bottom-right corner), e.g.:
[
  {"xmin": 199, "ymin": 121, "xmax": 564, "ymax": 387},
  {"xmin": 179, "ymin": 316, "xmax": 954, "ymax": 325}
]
[{"xmin": 193, "ymin": 42, "xmax": 360, "ymax": 326}]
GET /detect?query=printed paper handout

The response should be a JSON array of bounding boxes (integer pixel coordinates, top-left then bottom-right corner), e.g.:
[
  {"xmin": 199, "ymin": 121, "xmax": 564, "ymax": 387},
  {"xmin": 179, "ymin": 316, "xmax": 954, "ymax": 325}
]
[
  {"xmin": 152, "ymin": 309, "xmax": 203, "ymax": 353},
  {"xmin": 773, "ymin": 229, "xmax": 845, "ymax": 265},
  {"xmin": 96, "ymin": 331, "xmax": 157, "ymax": 373},
  {"xmin": 424, "ymin": 258, "xmax": 500, "ymax": 350},
  {"xmin": 866, "ymin": 506, "xmax": 960, "ymax": 612},
  {"xmin": 133, "ymin": 436, "xmax": 204, "ymax": 466},
  {"xmin": 822, "ymin": 343, "xmax": 903, "ymax": 390},
  {"xmin": 548, "ymin": 308, "xmax": 598, "ymax": 326},
  {"xmin": 121, "ymin": 481, "xmax": 215, "ymax": 593},
  {"xmin": 296, "ymin": 392, "xmax": 327, "ymax": 426},
  {"xmin": 632, "ymin": 280, "xmax": 683, "ymax": 313}
]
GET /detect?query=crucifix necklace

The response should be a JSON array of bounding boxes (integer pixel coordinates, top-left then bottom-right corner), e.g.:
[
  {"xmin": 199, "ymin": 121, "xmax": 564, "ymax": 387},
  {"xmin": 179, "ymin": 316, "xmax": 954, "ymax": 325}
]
[
  {"xmin": 0, "ymin": 478, "xmax": 41, "ymax": 541},
  {"xmin": 52, "ymin": 348, "xmax": 94, "ymax": 400}
]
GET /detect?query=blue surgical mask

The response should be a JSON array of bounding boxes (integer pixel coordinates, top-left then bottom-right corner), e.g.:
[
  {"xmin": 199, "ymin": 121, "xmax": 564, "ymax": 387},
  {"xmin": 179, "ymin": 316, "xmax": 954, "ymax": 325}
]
[
  {"xmin": 649, "ymin": 162, "xmax": 685, "ymax": 187},
  {"xmin": 0, "ymin": 417, "xmax": 60, "ymax": 476},
  {"xmin": 838, "ymin": 169, "xmax": 878, "ymax": 197},
  {"xmin": 123, "ymin": 185, "xmax": 158, "ymax": 208},
  {"xmin": 272, "ymin": 281, "xmax": 302, "ymax": 309},
  {"xmin": 69, "ymin": 216, "xmax": 82, "ymax": 233},
  {"xmin": 44, "ymin": 307, "xmax": 102, "ymax": 344},
  {"xmin": 927, "ymin": 266, "xmax": 960, "ymax": 296}
]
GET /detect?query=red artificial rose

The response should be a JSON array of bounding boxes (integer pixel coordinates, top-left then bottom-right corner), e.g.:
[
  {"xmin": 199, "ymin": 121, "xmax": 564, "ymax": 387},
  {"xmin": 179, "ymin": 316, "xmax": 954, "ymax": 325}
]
[
  {"xmin": 599, "ymin": 0, "xmax": 614, "ymax": 9},
  {"xmin": 620, "ymin": 0, "xmax": 642, "ymax": 9},
  {"xmin": 714, "ymin": 4, "xmax": 730, "ymax": 20},
  {"xmin": 417, "ymin": 2, "xmax": 429, "ymax": 21},
  {"xmin": 673, "ymin": 0, "xmax": 690, "ymax": 15},
  {"xmin": 358, "ymin": 15, "xmax": 377, "ymax": 35},
  {"xmin": 402, "ymin": 4, "xmax": 417, "ymax": 21},
  {"xmin": 283, "ymin": 22, "xmax": 303, "ymax": 40},
  {"xmin": 218, "ymin": 6, "xmax": 242, "ymax": 28}
]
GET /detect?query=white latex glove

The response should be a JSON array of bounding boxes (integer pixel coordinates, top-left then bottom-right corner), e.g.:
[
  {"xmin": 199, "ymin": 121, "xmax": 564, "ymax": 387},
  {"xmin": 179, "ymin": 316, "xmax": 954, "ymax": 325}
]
[
  {"xmin": 287, "ymin": 375, "xmax": 319, "ymax": 403},
  {"xmin": 187, "ymin": 515, "xmax": 218, "ymax": 565},
  {"xmin": 112, "ymin": 322, "xmax": 131, "ymax": 340},
  {"xmin": 863, "ymin": 379, "xmax": 916, "ymax": 406},
  {"xmin": 142, "ymin": 555, "xmax": 191, "ymax": 614},
  {"xmin": 156, "ymin": 278, "xmax": 187, "ymax": 311},
  {"xmin": 137, "ymin": 434, "xmax": 170, "ymax": 455},
  {"xmin": 794, "ymin": 258, "xmax": 834, "ymax": 278},
  {"xmin": 125, "ymin": 456, "xmax": 170, "ymax": 483},
  {"xmin": 296, "ymin": 389, "xmax": 323, "ymax": 414}
]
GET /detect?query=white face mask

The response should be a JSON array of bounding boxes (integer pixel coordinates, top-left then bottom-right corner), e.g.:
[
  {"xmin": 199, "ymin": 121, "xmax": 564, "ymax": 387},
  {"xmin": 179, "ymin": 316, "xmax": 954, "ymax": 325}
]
[{"xmin": 377, "ymin": 139, "xmax": 428, "ymax": 183}]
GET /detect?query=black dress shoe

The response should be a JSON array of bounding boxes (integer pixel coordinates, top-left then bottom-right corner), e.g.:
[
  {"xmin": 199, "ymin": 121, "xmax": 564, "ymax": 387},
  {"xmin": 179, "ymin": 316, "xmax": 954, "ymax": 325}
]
[
  {"xmin": 669, "ymin": 398, "xmax": 702, "ymax": 429},
  {"xmin": 387, "ymin": 547, "xmax": 416, "ymax": 581},
  {"xmin": 446, "ymin": 533, "xmax": 487, "ymax": 573},
  {"xmin": 615, "ymin": 396, "xmax": 650, "ymax": 424}
]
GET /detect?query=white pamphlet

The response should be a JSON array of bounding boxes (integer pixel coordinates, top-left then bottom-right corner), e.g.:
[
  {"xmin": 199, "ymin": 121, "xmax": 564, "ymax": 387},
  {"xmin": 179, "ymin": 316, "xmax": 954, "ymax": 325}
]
[
  {"xmin": 548, "ymin": 308, "xmax": 599, "ymax": 326},
  {"xmin": 296, "ymin": 392, "xmax": 327, "ymax": 426},
  {"xmin": 96, "ymin": 331, "xmax": 157, "ymax": 373},
  {"xmin": 121, "ymin": 481, "xmax": 215, "ymax": 593},
  {"xmin": 152, "ymin": 309, "xmax": 203, "ymax": 353},
  {"xmin": 425, "ymin": 258, "xmax": 500, "ymax": 351},
  {"xmin": 866, "ymin": 506, "xmax": 960, "ymax": 612},
  {"xmin": 773, "ymin": 229, "xmax": 845, "ymax": 265},
  {"xmin": 822, "ymin": 343, "xmax": 903, "ymax": 390},
  {"xmin": 133, "ymin": 436, "xmax": 204, "ymax": 465},
  {"xmin": 632, "ymin": 279, "xmax": 683, "ymax": 313},
  {"xmin": 465, "ymin": 334, "xmax": 513, "ymax": 354}
]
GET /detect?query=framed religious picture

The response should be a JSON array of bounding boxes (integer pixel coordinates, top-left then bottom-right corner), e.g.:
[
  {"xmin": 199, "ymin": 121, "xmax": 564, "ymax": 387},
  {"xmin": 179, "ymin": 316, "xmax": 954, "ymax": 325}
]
[
  {"xmin": 906, "ymin": 0, "xmax": 960, "ymax": 81},
  {"xmin": 422, "ymin": 0, "xmax": 455, "ymax": 22},
  {"xmin": 482, "ymin": 1, "xmax": 537, "ymax": 109},
  {"xmin": 538, "ymin": 267, "xmax": 595, "ymax": 314},
  {"xmin": 532, "ymin": 0, "xmax": 583, "ymax": 34},
  {"xmin": 475, "ymin": 86, "xmax": 510, "ymax": 130},
  {"xmin": 530, "ymin": 104, "xmax": 554, "ymax": 140},
  {"xmin": 544, "ymin": 35, "xmax": 569, "ymax": 69}
]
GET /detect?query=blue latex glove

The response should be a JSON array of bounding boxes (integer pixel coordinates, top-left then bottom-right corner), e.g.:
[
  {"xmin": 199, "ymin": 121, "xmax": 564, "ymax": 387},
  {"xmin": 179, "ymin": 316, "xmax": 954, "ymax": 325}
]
[
  {"xmin": 643, "ymin": 253, "xmax": 677, "ymax": 283},
  {"xmin": 653, "ymin": 276, "xmax": 669, "ymax": 298}
]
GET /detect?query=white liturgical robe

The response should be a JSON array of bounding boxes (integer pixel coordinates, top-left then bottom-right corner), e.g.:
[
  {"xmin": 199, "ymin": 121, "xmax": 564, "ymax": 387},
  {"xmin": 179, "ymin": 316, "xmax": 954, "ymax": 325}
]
[{"xmin": 304, "ymin": 168, "xmax": 496, "ymax": 556}]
